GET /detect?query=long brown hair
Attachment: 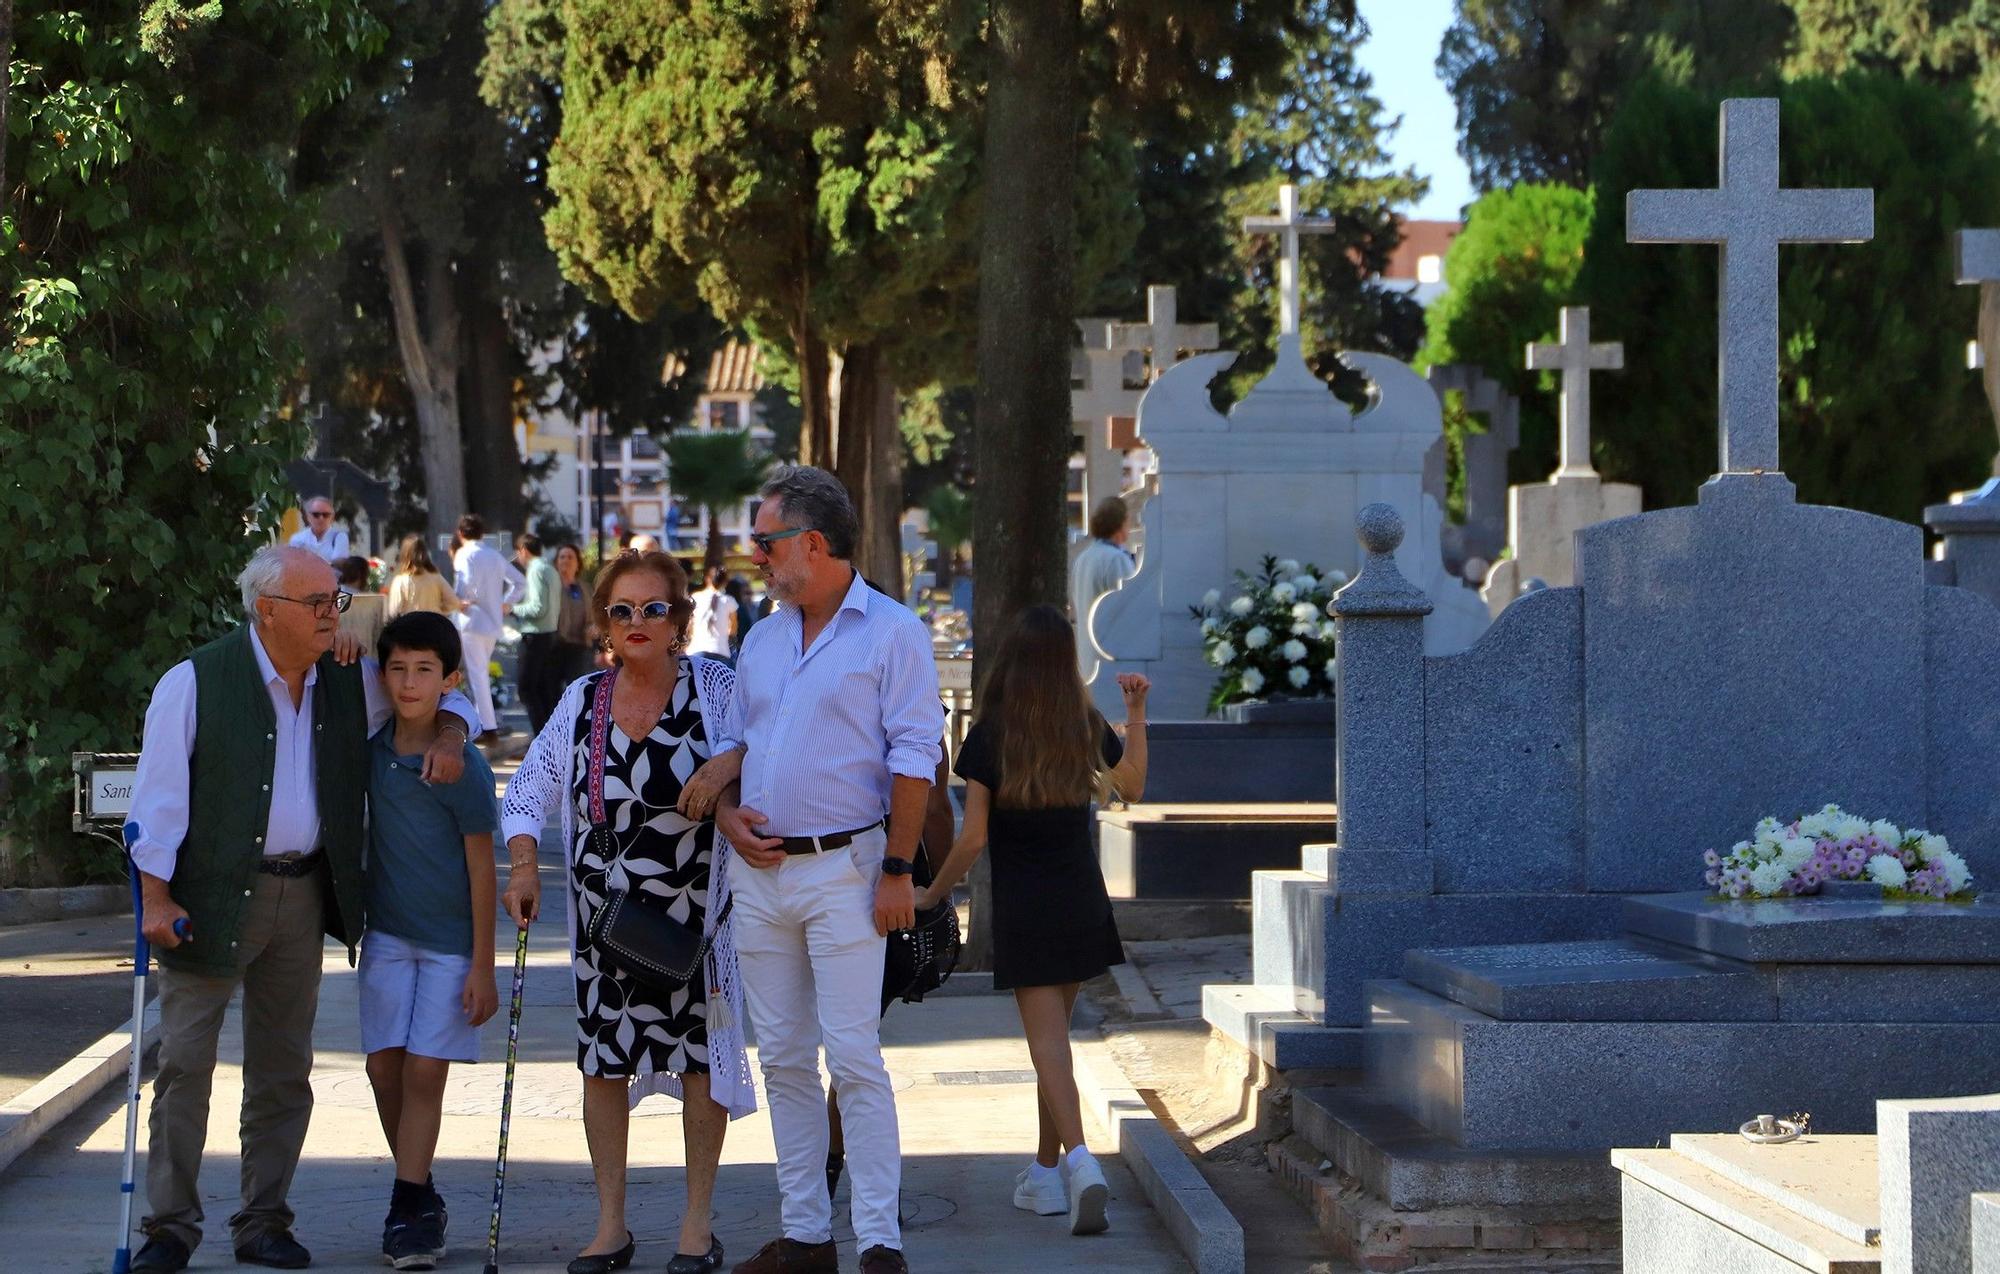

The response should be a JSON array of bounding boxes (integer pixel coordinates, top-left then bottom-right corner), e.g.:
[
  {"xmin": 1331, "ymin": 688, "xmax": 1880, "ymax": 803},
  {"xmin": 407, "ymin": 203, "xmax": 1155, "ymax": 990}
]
[
  {"xmin": 978, "ymin": 605, "xmax": 1107, "ymax": 808},
  {"xmin": 395, "ymin": 533, "xmax": 438, "ymax": 577}
]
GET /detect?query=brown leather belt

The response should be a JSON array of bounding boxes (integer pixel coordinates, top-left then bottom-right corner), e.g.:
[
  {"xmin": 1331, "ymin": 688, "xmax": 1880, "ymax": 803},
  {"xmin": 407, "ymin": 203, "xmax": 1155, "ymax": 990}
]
[
  {"xmin": 775, "ymin": 823, "xmax": 884, "ymax": 856},
  {"xmin": 257, "ymin": 850, "xmax": 323, "ymax": 878}
]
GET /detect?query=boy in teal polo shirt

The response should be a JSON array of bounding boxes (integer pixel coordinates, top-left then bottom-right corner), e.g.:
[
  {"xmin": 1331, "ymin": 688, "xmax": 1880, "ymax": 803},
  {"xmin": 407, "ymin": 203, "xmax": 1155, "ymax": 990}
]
[{"xmin": 361, "ymin": 611, "xmax": 500, "ymax": 1271}]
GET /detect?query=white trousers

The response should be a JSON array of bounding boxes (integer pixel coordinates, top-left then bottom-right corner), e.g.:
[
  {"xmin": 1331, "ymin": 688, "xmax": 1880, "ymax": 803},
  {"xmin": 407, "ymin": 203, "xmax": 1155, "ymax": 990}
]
[
  {"xmin": 729, "ymin": 829, "xmax": 898, "ymax": 1251},
  {"xmin": 457, "ymin": 629, "xmax": 499, "ymax": 732}
]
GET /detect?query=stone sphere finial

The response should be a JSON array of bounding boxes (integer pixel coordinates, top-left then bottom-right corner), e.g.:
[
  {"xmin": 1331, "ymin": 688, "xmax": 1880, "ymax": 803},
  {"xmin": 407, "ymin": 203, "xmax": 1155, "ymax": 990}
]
[{"xmin": 1356, "ymin": 503, "xmax": 1404, "ymax": 555}]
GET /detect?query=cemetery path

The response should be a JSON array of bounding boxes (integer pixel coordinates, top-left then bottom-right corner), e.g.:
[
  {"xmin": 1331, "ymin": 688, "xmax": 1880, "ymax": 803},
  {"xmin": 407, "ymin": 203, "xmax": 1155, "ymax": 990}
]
[
  {"xmin": 0, "ymin": 911, "xmax": 149, "ymax": 1106},
  {"xmin": 0, "ymin": 867, "xmax": 1189, "ymax": 1273}
]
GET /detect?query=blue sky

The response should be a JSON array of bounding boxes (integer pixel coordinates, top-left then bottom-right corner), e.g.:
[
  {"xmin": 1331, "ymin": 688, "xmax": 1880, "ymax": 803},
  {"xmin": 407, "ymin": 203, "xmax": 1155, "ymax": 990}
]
[{"xmin": 1356, "ymin": 0, "xmax": 1475, "ymax": 220}]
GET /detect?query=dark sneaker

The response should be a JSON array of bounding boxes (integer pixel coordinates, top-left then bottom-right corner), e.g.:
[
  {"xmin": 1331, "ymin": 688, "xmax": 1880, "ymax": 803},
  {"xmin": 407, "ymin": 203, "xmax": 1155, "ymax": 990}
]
[
  {"xmin": 825, "ymin": 1150, "xmax": 845, "ymax": 1202},
  {"xmin": 130, "ymin": 1233, "xmax": 193, "ymax": 1274},
  {"xmin": 384, "ymin": 1205, "xmax": 446, "ymax": 1271}
]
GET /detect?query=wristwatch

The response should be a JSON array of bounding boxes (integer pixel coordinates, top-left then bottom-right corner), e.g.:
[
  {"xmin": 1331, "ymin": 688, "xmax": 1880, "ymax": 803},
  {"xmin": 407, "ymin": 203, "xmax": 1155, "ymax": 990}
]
[{"xmin": 879, "ymin": 857, "xmax": 915, "ymax": 877}]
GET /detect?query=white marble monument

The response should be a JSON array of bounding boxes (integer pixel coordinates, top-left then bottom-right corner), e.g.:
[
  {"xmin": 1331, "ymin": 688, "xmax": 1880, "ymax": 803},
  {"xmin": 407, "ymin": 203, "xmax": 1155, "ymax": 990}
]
[
  {"xmin": 1483, "ymin": 306, "xmax": 1643, "ymax": 613},
  {"xmin": 1084, "ymin": 185, "xmax": 1490, "ymax": 719}
]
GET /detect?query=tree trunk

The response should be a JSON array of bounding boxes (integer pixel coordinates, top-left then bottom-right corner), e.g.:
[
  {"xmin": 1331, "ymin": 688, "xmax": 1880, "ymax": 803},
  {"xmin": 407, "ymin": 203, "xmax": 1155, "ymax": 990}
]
[
  {"xmin": 832, "ymin": 343, "xmax": 904, "ymax": 593},
  {"xmin": 793, "ymin": 316, "xmax": 834, "ymax": 470},
  {"xmin": 705, "ymin": 504, "xmax": 727, "ymax": 572},
  {"xmin": 378, "ymin": 200, "xmax": 467, "ymax": 544},
  {"xmin": 459, "ymin": 278, "xmax": 526, "ymax": 534},
  {"xmin": 965, "ymin": 0, "xmax": 1079, "ymax": 970},
  {"xmin": 1, "ymin": 0, "xmax": 13, "ymax": 215},
  {"xmin": 1978, "ymin": 281, "xmax": 2000, "ymax": 479}
]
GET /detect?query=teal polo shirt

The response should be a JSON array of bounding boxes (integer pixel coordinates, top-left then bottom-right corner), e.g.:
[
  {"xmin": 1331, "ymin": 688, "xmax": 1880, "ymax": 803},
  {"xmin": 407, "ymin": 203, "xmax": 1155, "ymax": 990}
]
[{"xmin": 365, "ymin": 726, "xmax": 499, "ymax": 956}]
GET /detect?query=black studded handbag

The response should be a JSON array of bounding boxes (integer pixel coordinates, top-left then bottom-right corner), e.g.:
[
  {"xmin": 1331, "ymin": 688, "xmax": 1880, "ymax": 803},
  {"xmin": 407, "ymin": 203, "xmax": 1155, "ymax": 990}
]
[{"xmin": 883, "ymin": 843, "xmax": 961, "ymax": 1005}]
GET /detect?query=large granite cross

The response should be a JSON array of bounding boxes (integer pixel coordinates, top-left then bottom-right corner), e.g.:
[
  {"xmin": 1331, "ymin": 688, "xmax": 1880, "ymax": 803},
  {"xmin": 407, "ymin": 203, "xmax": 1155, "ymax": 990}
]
[
  {"xmin": 1627, "ymin": 98, "xmax": 1873, "ymax": 474},
  {"xmin": 1109, "ymin": 285, "xmax": 1219, "ymax": 383},
  {"xmin": 1242, "ymin": 184, "xmax": 1337, "ymax": 341},
  {"xmin": 1072, "ymin": 319, "xmax": 1146, "ymax": 511},
  {"xmin": 1526, "ymin": 307, "xmax": 1623, "ymax": 477}
]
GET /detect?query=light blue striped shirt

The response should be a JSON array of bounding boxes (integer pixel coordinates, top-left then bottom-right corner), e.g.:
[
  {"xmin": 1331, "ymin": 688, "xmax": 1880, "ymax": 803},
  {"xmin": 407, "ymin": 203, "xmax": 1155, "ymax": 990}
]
[{"xmin": 716, "ymin": 570, "xmax": 944, "ymax": 837}]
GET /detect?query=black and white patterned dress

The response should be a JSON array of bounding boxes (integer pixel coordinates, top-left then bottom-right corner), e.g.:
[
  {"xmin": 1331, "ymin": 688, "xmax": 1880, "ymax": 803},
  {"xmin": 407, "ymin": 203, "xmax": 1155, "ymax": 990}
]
[{"xmin": 569, "ymin": 661, "xmax": 714, "ymax": 1078}]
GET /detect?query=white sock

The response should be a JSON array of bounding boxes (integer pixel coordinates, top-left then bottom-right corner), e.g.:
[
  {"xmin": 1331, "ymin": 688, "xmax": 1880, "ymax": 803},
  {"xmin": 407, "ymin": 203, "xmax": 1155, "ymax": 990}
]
[
  {"xmin": 1065, "ymin": 1144, "xmax": 1094, "ymax": 1169},
  {"xmin": 1029, "ymin": 1160, "xmax": 1061, "ymax": 1180}
]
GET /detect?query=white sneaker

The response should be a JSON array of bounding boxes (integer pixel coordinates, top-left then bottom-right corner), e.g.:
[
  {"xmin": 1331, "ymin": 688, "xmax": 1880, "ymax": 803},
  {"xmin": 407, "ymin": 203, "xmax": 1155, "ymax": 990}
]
[
  {"xmin": 1013, "ymin": 1164, "xmax": 1066, "ymax": 1216},
  {"xmin": 1064, "ymin": 1149, "xmax": 1109, "ymax": 1235}
]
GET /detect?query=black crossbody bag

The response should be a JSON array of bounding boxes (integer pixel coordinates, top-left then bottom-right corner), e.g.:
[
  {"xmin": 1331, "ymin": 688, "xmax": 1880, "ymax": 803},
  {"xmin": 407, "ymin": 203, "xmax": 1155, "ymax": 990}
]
[{"xmin": 581, "ymin": 669, "xmax": 730, "ymax": 993}]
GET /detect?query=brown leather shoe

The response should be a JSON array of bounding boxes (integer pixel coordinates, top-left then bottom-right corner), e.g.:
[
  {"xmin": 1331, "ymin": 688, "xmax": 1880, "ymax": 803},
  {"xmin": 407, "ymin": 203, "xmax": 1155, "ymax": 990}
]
[
  {"xmin": 729, "ymin": 1237, "xmax": 836, "ymax": 1274},
  {"xmin": 858, "ymin": 1247, "xmax": 909, "ymax": 1274}
]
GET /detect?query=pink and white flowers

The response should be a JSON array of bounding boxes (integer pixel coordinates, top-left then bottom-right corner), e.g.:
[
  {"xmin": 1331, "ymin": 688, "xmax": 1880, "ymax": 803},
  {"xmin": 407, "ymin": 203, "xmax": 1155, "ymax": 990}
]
[{"xmin": 1702, "ymin": 805, "xmax": 1975, "ymax": 901}]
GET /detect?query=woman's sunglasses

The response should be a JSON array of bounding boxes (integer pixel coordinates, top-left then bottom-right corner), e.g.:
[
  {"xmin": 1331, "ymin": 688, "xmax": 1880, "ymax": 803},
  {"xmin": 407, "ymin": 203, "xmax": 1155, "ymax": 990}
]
[{"xmin": 605, "ymin": 600, "xmax": 674, "ymax": 625}]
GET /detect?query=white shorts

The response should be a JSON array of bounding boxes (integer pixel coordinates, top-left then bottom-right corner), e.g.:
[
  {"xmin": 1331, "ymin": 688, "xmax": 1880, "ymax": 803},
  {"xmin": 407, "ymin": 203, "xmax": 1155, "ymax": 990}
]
[{"xmin": 358, "ymin": 929, "xmax": 480, "ymax": 1062}]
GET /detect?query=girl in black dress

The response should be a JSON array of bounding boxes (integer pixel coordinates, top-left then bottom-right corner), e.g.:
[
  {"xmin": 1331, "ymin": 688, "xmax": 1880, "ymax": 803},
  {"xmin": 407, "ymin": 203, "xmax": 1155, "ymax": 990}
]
[{"xmin": 918, "ymin": 605, "xmax": 1150, "ymax": 1238}]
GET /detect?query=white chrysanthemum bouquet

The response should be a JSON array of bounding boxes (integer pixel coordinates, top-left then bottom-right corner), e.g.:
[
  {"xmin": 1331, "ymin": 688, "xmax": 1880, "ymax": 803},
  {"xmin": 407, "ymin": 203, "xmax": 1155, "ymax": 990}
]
[
  {"xmin": 1189, "ymin": 556, "xmax": 1346, "ymax": 713},
  {"xmin": 1703, "ymin": 805, "xmax": 1975, "ymax": 901}
]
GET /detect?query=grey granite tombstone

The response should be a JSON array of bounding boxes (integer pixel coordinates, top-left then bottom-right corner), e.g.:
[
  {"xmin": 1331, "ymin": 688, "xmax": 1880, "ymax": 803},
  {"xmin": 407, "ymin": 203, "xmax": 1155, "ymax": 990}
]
[
  {"xmin": 1425, "ymin": 364, "xmax": 1521, "ymax": 570},
  {"xmin": 1879, "ymin": 1094, "xmax": 2000, "ymax": 1274},
  {"xmin": 1207, "ymin": 102, "xmax": 2000, "ymax": 1175}
]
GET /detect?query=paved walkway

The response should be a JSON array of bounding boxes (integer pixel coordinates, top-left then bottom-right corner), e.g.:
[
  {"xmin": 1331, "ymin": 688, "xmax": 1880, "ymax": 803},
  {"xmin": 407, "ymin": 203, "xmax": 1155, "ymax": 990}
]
[
  {"xmin": 0, "ymin": 911, "xmax": 149, "ymax": 1105},
  {"xmin": 0, "ymin": 901, "xmax": 1187, "ymax": 1273}
]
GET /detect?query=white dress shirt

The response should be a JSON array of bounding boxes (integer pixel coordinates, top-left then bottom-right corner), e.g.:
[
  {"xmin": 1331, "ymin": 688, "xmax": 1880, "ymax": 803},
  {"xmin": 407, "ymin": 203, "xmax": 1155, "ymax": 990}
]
[
  {"xmin": 126, "ymin": 626, "xmax": 475, "ymax": 880},
  {"xmin": 453, "ymin": 542, "xmax": 524, "ymax": 640},
  {"xmin": 715, "ymin": 571, "xmax": 943, "ymax": 837},
  {"xmin": 288, "ymin": 524, "xmax": 350, "ymax": 563}
]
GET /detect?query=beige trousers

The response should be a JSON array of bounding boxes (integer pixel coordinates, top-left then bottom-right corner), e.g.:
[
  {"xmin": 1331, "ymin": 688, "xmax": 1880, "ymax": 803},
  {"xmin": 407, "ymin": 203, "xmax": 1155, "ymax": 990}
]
[{"xmin": 143, "ymin": 869, "xmax": 326, "ymax": 1251}]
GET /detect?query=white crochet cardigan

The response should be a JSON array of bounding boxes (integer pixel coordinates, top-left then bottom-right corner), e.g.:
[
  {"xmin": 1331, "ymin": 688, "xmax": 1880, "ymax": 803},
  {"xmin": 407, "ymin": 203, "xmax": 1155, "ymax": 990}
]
[{"xmin": 498, "ymin": 656, "xmax": 756, "ymax": 1120}]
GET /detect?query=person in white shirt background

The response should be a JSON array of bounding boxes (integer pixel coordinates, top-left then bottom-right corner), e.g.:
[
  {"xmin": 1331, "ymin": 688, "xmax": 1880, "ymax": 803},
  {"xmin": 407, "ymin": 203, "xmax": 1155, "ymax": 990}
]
[
  {"xmin": 688, "ymin": 564, "xmax": 739, "ymax": 662},
  {"xmin": 287, "ymin": 495, "xmax": 350, "ymax": 564},
  {"xmin": 450, "ymin": 513, "xmax": 524, "ymax": 744},
  {"xmin": 714, "ymin": 465, "xmax": 944, "ymax": 1274},
  {"xmin": 1068, "ymin": 497, "xmax": 1136, "ymax": 682}
]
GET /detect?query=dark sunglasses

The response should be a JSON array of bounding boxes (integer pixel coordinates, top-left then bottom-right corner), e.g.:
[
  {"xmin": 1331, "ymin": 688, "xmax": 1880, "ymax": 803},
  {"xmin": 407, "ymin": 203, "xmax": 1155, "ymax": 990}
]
[
  {"xmin": 605, "ymin": 600, "xmax": 674, "ymax": 625},
  {"xmin": 750, "ymin": 527, "xmax": 808, "ymax": 554}
]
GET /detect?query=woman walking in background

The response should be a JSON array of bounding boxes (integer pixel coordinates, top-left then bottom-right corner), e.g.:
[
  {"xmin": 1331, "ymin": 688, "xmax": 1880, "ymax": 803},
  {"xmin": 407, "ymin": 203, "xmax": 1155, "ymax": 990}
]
[
  {"xmin": 917, "ymin": 604, "xmax": 1149, "ymax": 1238},
  {"xmin": 386, "ymin": 534, "xmax": 464, "ymax": 621},
  {"xmin": 552, "ymin": 542, "xmax": 597, "ymax": 686}
]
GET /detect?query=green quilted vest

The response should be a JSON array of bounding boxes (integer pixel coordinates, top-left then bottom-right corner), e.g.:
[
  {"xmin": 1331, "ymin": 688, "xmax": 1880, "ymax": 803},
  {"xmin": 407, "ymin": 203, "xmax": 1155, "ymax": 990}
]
[{"xmin": 157, "ymin": 626, "xmax": 369, "ymax": 975}]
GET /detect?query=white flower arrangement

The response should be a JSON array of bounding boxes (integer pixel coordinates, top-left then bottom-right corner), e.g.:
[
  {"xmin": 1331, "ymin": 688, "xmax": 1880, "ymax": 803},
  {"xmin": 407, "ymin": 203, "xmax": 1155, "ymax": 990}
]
[
  {"xmin": 1189, "ymin": 555, "xmax": 1342, "ymax": 712},
  {"xmin": 1701, "ymin": 804, "xmax": 1977, "ymax": 901}
]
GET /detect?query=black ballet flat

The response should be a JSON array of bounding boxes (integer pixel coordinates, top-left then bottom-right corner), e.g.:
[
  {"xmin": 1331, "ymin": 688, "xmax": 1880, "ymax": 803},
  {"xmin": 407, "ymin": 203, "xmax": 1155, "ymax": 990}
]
[
  {"xmin": 565, "ymin": 1232, "xmax": 635, "ymax": 1274},
  {"xmin": 665, "ymin": 1235, "xmax": 724, "ymax": 1273}
]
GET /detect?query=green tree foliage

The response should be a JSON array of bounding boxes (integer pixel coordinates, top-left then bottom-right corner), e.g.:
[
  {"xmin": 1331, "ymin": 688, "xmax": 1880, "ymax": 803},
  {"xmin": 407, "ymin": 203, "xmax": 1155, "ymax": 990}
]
[
  {"xmin": 1786, "ymin": 0, "xmax": 2000, "ymax": 125},
  {"xmin": 662, "ymin": 430, "xmax": 775, "ymax": 570},
  {"xmin": 922, "ymin": 483, "xmax": 973, "ymax": 589},
  {"xmin": 1417, "ymin": 183, "xmax": 1595, "ymax": 486},
  {"xmin": 0, "ymin": 3, "xmax": 380, "ymax": 876},
  {"xmin": 1438, "ymin": 0, "xmax": 1794, "ymax": 190},
  {"xmin": 1577, "ymin": 73, "xmax": 2000, "ymax": 519}
]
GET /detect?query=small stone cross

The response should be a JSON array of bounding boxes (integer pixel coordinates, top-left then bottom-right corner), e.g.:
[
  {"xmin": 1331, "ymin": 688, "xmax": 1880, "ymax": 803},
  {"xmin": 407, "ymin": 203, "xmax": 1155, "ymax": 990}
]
[
  {"xmin": 1072, "ymin": 320, "xmax": 1146, "ymax": 511},
  {"xmin": 1108, "ymin": 285, "xmax": 1219, "ymax": 383},
  {"xmin": 1627, "ymin": 98, "xmax": 1873, "ymax": 474},
  {"xmin": 1242, "ymin": 184, "xmax": 1338, "ymax": 339},
  {"xmin": 1526, "ymin": 307, "xmax": 1623, "ymax": 477}
]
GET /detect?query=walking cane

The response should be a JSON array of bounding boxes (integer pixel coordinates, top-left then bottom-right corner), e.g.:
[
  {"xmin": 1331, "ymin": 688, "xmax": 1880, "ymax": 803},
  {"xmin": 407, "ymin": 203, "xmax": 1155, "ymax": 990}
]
[
  {"xmin": 114, "ymin": 854, "xmax": 187, "ymax": 1274},
  {"xmin": 482, "ymin": 921, "xmax": 531, "ymax": 1274}
]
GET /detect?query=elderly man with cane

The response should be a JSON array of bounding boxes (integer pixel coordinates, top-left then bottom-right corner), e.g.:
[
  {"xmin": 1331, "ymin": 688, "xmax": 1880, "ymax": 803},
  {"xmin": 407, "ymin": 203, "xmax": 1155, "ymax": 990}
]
[{"xmin": 120, "ymin": 545, "xmax": 474, "ymax": 1273}]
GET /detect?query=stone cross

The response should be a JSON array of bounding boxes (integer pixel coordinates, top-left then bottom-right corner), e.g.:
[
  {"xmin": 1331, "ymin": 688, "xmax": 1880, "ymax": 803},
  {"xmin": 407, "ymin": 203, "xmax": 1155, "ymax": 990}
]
[
  {"xmin": 1108, "ymin": 286, "xmax": 1219, "ymax": 383},
  {"xmin": 1954, "ymin": 229, "xmax": 2000, "ymax": 483},
  {"xmin": 1526, "ymin": 307, "xmax": 1624, "ymax": 477},
  {"xmin": 1242, "ymin": 184, "xmax": 1338, "ymax": 340},
  {"xmin": 1073, "ymin": 320, "xmax": 1146, "ymax": 513},
  {"xmin": 1627, "ymin": 98, "xmax": 1873, "ymax": 474}
]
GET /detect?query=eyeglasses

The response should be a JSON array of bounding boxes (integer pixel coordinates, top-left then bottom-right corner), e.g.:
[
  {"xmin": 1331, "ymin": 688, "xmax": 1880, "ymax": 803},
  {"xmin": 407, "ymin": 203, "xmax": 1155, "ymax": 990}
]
[
  {"xmin": 307, "ymin": 510, "xmax": 333, "ymax": 519},
  {"xmin": 605, "ymin": 600, "xmax": 674, "ymax": 625},
  {"xmin": 265, "ymin": 591, "xmax": 352, "ymax": 618},
  {"xmin": 749, "ymin": 527, "xmax": 808, "ymax": 554}
]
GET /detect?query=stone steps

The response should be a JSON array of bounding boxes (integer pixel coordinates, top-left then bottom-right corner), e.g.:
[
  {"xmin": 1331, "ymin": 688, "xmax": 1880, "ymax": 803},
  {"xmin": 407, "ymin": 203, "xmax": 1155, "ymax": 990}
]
[
  {"xmin": 1096, "ymin": 803, "xmax": 1336, "ymax": 900},
  {"xmin": 1613, "ymin": 1146, "xmax": 1881, "ymax": 1273},
  {"xmin": 1401, "ymin": 938, "xmax": 1768, "ymax": 1021}
]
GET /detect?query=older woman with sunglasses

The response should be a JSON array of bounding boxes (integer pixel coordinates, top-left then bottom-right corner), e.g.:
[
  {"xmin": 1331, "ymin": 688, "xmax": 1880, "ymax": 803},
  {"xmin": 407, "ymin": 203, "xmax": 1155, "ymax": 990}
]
[{"xmin": 498, "ymin": 549, "xmax": 751, "ymax": 1274}]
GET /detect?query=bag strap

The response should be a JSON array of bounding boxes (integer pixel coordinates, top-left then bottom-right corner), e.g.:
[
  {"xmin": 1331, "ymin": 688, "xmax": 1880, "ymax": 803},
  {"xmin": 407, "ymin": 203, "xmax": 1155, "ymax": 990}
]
[{"xmin": 586, "ymin": 667, "xmax": 619, "ymax": 827}]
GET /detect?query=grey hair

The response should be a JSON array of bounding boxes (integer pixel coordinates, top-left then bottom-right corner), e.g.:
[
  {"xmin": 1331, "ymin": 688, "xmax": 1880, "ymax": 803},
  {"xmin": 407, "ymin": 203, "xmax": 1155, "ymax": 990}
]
[
  {"xmin": 760, "ymin": 464, "xmax": 858, "ymax": 559},
  {"xmin": 238, "ymin": 545, "xmax": 321, "ymax": 622}
]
